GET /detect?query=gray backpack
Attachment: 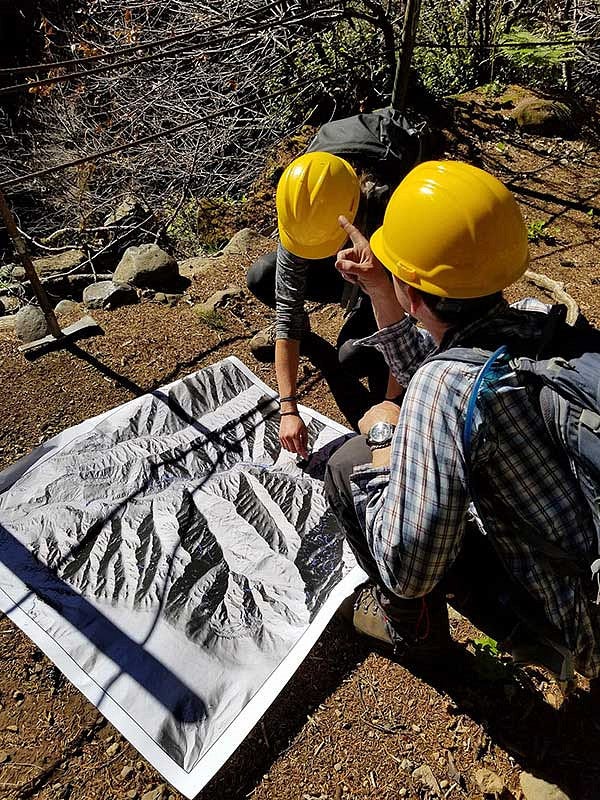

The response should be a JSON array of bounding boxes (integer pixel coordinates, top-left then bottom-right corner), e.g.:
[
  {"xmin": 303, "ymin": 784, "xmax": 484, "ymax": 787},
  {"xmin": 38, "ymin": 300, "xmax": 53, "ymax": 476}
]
[{"xmin": 430, "ymin": 314, "xmax": 600, "ymax": 599}]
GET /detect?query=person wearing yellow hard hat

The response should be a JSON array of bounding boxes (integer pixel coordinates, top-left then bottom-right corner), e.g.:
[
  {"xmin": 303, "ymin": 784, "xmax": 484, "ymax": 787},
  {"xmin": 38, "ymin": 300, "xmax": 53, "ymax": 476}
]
[
  {"xmin": 324, "ymin": 160, "xmax": 600, "ymax": 682},
  {"xmin": 246, "ymin": 149, "xmax": 406, "ymax": 460}
]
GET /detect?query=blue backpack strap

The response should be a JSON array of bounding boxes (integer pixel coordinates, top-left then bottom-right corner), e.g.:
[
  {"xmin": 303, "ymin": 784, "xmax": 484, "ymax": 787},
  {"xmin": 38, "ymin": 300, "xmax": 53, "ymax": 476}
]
[
  {"xmin": 422, "ymin": 345, "xmax": 509, "ymax": 458},
  {"xmin": 463, "ymin": 346, "xmax": 509, "ymax": 456}
]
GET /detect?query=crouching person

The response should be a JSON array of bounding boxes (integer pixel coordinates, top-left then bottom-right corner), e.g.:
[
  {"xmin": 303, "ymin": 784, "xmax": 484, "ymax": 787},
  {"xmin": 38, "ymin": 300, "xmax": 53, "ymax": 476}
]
[{"xmin": 325, "ymin": 160, "xmax": 600, "ymax": 685}]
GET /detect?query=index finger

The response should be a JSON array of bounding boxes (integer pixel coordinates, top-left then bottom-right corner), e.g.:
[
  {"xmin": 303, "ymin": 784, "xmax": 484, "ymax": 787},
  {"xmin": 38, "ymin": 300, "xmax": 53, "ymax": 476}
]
[{"xmin": 338, "ymin": 215, "xmax": 368, "ymax": 247}]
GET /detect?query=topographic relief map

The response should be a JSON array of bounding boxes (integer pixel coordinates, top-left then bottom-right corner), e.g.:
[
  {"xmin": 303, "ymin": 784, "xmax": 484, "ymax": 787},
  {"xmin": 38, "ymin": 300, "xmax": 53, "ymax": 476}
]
[{"xmin": 0, "ymin": 357, "xmax": 361, "ymax": 796}]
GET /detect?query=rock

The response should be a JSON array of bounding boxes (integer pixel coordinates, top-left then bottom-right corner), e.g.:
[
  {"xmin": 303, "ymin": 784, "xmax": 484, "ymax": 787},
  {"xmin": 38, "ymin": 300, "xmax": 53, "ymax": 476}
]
[
  {"xmin": 475, "ymin": 767, "xmax": 505, "ymax": 796},
  {"xmin": 1, "ymin": 296, "xmax": 21, "ymax": 314},
  {"xmin": 400, "ymin": 759, "xmax": 413, "ymax": 772},
  {"xmin": 0, "ymin": 314, "xmax": 17, "ymax": 331},
  {"xmin": 141, "ymin": 785, "xmax": 166, "ymax": 800},
  {"xmin": 55, "ymin": 299, "xmax": 79, "ymax": 315},
  {"xmin": 14, "ymin": 305, "xmax": 50, "ymax": 343},
  {"xmin": 42, "ymin": 272, "xmax": 113, "ymax": 298},
  {"xmin": 221, "ymin": 228, "xmax": 272, "ymax": 256},
  {"xmin": 511, "ymin": 98, "xmax": 574, "ymax": 135},
  {"xmin": 83, "ymin": 281, "xmax": 138, "ymax": 310},
  {"xmin": 195, "ymin": 285, "xmax": 242, "ymax": 314},
  {"xmin": 178, "ymin": 255, "xmax": 216, "ymax": 279},
  {"xmin": 120, "ymin": 765, "xmax": 134, "ymax": 780},
  {"xmin": 0, "ymin": 751, "xmax": 10, "ymax": 764},
  {"xmin": 520, "ymin": 772, "xmax": 571, "ymax": 800},
  {"xmin": 126, "ymin": 792, "xmax": 137, "ymax": 799},
  {"xmin": 114, "ymin": 244, "xmax": 178, "ymax": 290},
  {"xmin": 412, "ymin": 764, "xmax": 441, "ymax": 795},
  {"xmin": 104, "ymin": 195, "xmax": 149, "ymax": 227},
  {"xmin": 33, "ymin": 249, "xmax": 86, "ymax": 277},
  {"xmin": 106, "ymin": 742, "xmax": 120, "ymax": 757},
  {"xmin": 154, "ymin": 292, "xmax": 181, "ymax": 307},
  {"xmin": 10, "ymin": 266, "xmax": 26, "ymax": 281}
]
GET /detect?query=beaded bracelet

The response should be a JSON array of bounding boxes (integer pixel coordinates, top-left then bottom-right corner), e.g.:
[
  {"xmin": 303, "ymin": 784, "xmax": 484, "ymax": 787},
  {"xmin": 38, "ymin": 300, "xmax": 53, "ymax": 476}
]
[
  {"xmin": 280, "ymin": 410, "xmax": 301, "ymax": 417},
  {"xmin": 279, "ymin": 395, "xmax": 298, "ymax": 403}
]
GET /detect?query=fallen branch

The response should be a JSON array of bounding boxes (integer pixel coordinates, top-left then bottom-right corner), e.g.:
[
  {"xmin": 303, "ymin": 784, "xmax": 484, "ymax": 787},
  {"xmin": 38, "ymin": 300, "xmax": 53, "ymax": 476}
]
[{"xmin": 524, "ymin": 269, "xmax": 580, "ymax": 324}]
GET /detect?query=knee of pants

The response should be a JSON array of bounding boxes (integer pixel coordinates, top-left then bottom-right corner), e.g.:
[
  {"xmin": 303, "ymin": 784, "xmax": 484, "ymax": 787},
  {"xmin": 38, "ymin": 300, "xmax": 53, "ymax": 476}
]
[
  {"xmin": 324, "ymin": 435, "xmax": 371, "ymax": 498},
  {"xmin": 338, "ymin": 338, "xmax": 385, "ymax": 380},
  {"xmin": 246, "ymin": 251, "xmax": 277, "ymax": 307}
]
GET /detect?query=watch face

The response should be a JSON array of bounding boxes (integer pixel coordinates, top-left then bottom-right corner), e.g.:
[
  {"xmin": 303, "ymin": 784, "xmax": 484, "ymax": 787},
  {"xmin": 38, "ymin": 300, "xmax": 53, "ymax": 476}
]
[{"xmin": 367, "ymin": 421, "xmax": 395, "ymax": 445}]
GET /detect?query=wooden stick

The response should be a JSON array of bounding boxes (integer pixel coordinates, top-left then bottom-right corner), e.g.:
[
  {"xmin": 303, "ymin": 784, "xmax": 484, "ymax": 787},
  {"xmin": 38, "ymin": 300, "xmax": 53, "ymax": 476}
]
[
  {"xmin": 524, "ymin": 269, "xmax": 580, "ymax": 325},
  {"xmin": 391, "ymin": 0, "xmax": 422, "ymax": 114},
  {"xmin": 0, "ymin": 189, "xmax": 62, "ymax": 338}
]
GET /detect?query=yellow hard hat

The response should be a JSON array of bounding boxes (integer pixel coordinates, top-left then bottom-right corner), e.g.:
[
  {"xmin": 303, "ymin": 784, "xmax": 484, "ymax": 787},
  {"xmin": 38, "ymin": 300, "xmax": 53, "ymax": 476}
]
[
  {"xmin": 276, "ymin": 152, "xmax": 360, "ymax": 260},
  {"xmin": 370, "ymin": 160, "xmax": 529, "ymax": 298}
]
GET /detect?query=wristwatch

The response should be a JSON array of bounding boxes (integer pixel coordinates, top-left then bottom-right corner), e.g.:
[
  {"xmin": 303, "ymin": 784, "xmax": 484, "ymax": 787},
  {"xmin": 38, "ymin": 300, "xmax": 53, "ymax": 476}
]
[{"xmin": 366, "ymin": 421, "xmax": 396, "ymax": 450}]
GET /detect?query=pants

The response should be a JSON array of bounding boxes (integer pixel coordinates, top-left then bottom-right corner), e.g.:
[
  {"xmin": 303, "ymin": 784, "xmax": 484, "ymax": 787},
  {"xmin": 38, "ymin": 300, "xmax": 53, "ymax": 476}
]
[
  {"xmin": 246, "ymin": 250, "xmax": 389, "ymax": 399},
  {"xmin": 324, "ymin": 434, "xmax": 551, "ymax": 646}
]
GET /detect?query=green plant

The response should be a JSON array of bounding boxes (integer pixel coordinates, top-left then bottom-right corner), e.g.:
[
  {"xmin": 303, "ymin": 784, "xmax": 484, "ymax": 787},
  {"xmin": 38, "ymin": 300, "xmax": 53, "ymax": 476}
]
[
  {"xmin": 494, "ymin": 141, "xmax": 508, "ymax": 153},
  {"xmin": 481, "ymin": 80, "xmax": 506, "ymax": 99},
  {"xmin": 471, "ymin": 636, "xmax": 512, "ymax": 682},
  {"xmin": 473, "ymin": 635, "xmax": 501, "ymax": 657},
  {"xmin": 498, "ymin": 28, "xmax": 576, "ymax": 71},
  {"xmin": 527, "ymin": 219, "xmax": 557, "ymax": 244},
  {"xmin": 587, "ymin": 208, "xmax": 599, "ymax": 227},
  {"xmin": 0, "ymin": 264, "xmax": 13, "ymax": 291},
  {"xmin": 194, "ymin": 307, "xmax": 227, "ymax": 331},
  {"xmin": 165, "ymin": 198, "xmax": 201, "ymax": 257}
]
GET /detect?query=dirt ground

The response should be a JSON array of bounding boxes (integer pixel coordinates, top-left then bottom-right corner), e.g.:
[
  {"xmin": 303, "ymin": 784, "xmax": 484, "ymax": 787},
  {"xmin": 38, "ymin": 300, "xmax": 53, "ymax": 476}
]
[{"xmin": 1, "ymin": 87, "xmax": 600, "ymax": 800}]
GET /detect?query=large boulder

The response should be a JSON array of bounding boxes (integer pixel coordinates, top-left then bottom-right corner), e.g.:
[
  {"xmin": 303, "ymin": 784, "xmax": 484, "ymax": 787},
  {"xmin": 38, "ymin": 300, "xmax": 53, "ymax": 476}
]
[
  {"xmin": 511, "ymin": 97, "xmax": 575, "ymax": 135},
  {"xmin": 33, "ymin": 249, "xmax": 87, "ymax": 277},
  {"xmin": 114, "ymin": 244, "xmax": 179, "ymax": 289},
  {"xmin": 520, "ymin": 772, "xmax": 571, "ymax": 800},
  {"xmin": 195, "ymin": 285, "xmax": 242, "ymax": 315},
  {"xmin": 55, "ymin": 299, "xmax": 80, "ymax": 315},
  {"xmin": 221, "ymin": 228, "xmax": 272, "ymax": 257},
  {"xmin": 14, "ymin": 305, "xmax": 50, "ymax": 343},
  {"xmin": 178, "ymin": 256, "xmax": 215, "ymax": 279},
  {"xmin": 83, "ymin": 281, "xmax": 138, "ymax": 310},
  {"xmin": 104, "ymin": 195, "xmax": 149, "ymax": 227}
]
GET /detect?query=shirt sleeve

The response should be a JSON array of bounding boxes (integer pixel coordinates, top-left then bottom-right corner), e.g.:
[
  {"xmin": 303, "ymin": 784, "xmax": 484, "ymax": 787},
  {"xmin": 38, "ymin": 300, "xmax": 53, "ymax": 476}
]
[
  {"xmin": 357, "ymin": 317, "xmax": 435, "ymax": 385},
  {"xmin": 275, "ymin": 244, "xmax": 308, "ymax": 340},
  {"xmin": 350, "ymin": 359, "xmax": 474, "ymax": 598}
]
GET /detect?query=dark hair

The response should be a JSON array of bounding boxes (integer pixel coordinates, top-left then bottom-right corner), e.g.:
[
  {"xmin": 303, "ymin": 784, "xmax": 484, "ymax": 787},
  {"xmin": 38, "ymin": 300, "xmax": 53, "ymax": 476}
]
[
  {"xmin": 416, "ymin": 289, "xmax": 503, "ymax": 326},
  {"xmin": 352, "ymin": 163, "xmax": 394, "ymax": 236}
]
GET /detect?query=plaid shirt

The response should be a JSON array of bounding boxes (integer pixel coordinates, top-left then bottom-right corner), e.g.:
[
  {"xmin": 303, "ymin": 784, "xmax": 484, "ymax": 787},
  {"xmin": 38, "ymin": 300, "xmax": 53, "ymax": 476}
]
[{"xmin": 351, "ymin": 298, "xmax": 600, "ymax": 677}]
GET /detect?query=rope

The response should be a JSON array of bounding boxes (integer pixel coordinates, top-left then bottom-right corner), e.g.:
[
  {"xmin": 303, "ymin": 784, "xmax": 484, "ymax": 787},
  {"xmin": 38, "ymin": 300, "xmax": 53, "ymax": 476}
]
[{"xmin": 1, "ymin": 76, "xmax": 319, "ymax": 189}]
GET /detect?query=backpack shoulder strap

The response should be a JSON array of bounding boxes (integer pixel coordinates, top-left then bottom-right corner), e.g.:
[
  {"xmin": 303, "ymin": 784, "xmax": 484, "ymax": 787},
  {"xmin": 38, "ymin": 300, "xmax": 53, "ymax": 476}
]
[{"xmin": 428, "ymin": 344, "xmax": 587, "ymax": 577}]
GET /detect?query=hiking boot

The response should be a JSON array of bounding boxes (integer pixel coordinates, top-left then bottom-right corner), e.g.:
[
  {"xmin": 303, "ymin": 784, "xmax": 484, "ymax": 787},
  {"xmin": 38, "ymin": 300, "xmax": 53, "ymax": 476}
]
[
  {"xmin": 249, "ymin": 314, "xmax": 311, "ymax": 362},
  {"xmin": 509, "ymin": 627, "xmax": 576, "ymax": 693},
  {"xmin": 249, "ymin": 324, "xmax": 276, "ymax": 361},
  {"xmin": 346, "ymin": 583, "xmax": 452, "ymax": 663}
]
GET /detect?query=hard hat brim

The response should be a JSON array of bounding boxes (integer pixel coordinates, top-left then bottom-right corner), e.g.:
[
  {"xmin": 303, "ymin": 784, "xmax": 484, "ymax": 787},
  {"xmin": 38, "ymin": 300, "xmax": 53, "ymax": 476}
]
[{"xmin": 279, "ymin": 224, "xmax": 350, "ymax": 261}]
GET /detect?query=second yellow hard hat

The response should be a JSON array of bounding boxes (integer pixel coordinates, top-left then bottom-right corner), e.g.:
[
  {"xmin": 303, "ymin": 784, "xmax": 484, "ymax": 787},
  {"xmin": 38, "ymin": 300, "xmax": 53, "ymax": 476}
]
[
  {"xmin": 370, "ymin": 160, "xmax": 529, "ymax": 298},
  {"xmin": 276, "ymin": 151, "xmax": 360, "ymax": 260}
]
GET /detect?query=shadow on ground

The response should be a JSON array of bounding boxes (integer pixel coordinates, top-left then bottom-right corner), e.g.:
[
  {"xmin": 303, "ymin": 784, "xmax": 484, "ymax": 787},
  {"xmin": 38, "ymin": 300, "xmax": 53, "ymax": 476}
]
[{"xmin": 410, "ymin": 645, "xmax": 600, "ymax": 800}]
